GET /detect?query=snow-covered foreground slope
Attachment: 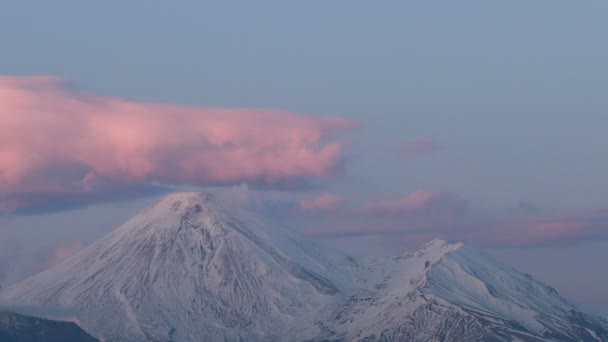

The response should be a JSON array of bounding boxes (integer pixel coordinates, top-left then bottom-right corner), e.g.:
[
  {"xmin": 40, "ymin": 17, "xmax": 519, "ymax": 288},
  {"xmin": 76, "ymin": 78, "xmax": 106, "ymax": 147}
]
[
  {"xmin": 1, "ymin": 192, "xmax": 607, "ymax": 341},
  {"xmin": 0, "ymin": 193, "xmax": 358, "ymax": 341}
]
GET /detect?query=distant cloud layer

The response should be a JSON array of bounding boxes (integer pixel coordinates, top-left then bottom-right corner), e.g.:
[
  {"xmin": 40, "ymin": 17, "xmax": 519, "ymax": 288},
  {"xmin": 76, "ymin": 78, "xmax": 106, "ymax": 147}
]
[
  {"xmin": 473, "ymin": 209, "xmax": 608, "ymax": 246},
  {"xmin": 308, "ymin": 190, "xmax": 608, "ymax": 247},
  {"xmin": 359, "ymin": 191, "xmax": 468, "ymax": 217},
  {"xmin": 0, "ymin": 76, "xmax": 357, "ymax": 213},
  {"xmin": 308, "ymin": 191, "xmax": 469, "ymax": 243},
  {"xmin": 298, "ymin": 193, "xmax": 342, "ymax": 213}
]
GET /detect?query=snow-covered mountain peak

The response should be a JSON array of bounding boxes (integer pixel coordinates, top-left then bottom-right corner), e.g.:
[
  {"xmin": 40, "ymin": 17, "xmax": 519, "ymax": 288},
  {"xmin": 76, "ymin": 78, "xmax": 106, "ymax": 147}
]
[
  {"xmin": 154, "ymin": 191, "xmax": 212, "ymax": 211},
  {"xmin": 393, "ymin": 238, "xmax": 463, "ymax": 263},
  {"xmin": 0, "ymin": 192, "xmax": 346, "ymax": 340},
  {"xmin": 144, "ymin": 191, "xmax": 222, "ymax": 221},
  {"xmin": 114, "ymin": 191, "xmax": 244, "ymax": 239}
]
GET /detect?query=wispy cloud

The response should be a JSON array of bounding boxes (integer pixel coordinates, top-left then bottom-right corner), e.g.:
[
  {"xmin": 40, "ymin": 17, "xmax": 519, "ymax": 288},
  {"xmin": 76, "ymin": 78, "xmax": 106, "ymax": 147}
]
[
  {"xmin": 306, "ymin": 191, "xmax": 469, "ymax": 242},
  {"xmin": 472, "ymin": 209, "xmax": 608, "ymax": 246},
  {"xmin": 298, "ymin": 193, "xmax": 342, "ymax": 213},
  {"xmin": 398, "ymin": 139, "xmax": 440, "ymax": 159},
  {"xmin": 359, "ymin": 191, "xmax": 468, "ymax": 217},
  {"xmin": 0, "ymin": 76, "xmax": 358, "ymax": 214},
  {"xmin": 307, "ymin": 190, "xmax": 608, "ymax": 247},
  {"xmin": 48, "ymin": 240, "xmax": 85, "ymax": 267}
]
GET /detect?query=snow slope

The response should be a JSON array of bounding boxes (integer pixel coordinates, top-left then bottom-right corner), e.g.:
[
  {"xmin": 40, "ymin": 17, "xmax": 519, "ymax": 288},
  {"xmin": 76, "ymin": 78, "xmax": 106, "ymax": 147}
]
[
  {"xmin": 0, "ymin": 193, "xmax": 356, "ymax": 341},
  {"xmin": 1, "ymin": 192, "xmax": 607, "ymax": 341},
  {"xmin": 320, "ymin": 240, "xmax": 608, "ymax": 341}
]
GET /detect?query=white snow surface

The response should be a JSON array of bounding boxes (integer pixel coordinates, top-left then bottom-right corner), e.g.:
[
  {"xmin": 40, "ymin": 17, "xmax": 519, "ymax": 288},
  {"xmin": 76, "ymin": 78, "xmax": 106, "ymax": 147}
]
[{"xmin": 1, "ymin": 192, "xmax": 607, "ymax": 341}]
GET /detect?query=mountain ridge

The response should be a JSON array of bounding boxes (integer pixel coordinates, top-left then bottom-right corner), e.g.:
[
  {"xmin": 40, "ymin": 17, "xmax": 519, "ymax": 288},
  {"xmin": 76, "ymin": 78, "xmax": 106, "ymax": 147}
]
[{"xmin": 1, "ymin": 192, "xmax": 606, "ymax": 341}]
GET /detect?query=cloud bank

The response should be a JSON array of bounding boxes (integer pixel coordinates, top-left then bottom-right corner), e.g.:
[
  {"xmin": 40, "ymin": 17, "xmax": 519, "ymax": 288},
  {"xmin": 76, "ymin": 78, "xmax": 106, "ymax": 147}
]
[
  {"xmin": 473, "ymin": 209, "xmax": 608, "ymax": 246},
  {"xmin": 307, "ymin": 190, "xmax": 608, "ymax": 247},
  {"xmin": 0, "ymin": 76, "xmax": 357, "ymax": 213},
  {"xmin": 308, "ymin": 191, "xmax": 470, "ymax": 240}
]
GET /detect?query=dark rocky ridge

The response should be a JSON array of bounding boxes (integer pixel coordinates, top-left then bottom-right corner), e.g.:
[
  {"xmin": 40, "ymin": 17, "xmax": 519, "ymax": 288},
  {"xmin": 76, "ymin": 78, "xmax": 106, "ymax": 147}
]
[{"xmin": 0, "ymin": 311, "xmax": 97, "ymax": 342}]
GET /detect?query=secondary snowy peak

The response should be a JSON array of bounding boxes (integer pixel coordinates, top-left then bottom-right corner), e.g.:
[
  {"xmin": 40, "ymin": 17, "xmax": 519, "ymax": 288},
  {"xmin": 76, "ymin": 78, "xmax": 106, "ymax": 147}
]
[
  {"xmin": 321, "ymin": 241, "xmax": 608, "ymax": 341},
  {"xmin": 393, "ymin": 238, "xmax": 463, "ymax": 263},
  {"xmin": 421, "ymin": 245, "xmax": 608, "ymax": 341}
]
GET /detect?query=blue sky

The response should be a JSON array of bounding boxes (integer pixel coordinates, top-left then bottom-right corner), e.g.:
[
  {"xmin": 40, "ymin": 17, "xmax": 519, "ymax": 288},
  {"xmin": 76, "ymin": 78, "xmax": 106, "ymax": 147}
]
[
  {"xmin": 1, "ymin": 1, "xmax": 607, "ymax": 308},
  {"xmin": 3, "ymin": 1, "xmax": 608, "ymax": 210}
]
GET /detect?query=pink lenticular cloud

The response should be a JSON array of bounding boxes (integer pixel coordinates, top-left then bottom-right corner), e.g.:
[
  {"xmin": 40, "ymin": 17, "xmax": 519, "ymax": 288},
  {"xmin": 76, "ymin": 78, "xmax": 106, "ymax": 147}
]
[
  {"xmin": 360, "ymin": 191, "xmax": 468, "ymax": 217},
  {"xmin": 398, "ymin": 139, "xmax": 440, "ymax": 158},
  {"xmin": 298, "ymin": 194, "xmax": 342, "ymax": 213},
  {"xmin": 0, "ymin": 76, "xmax": 358, "ymax": 213}
]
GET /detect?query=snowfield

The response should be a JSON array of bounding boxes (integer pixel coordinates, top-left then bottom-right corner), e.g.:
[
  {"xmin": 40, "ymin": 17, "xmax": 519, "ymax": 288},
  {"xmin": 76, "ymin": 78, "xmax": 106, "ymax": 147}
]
[{"xmin": 1, "ymin": 192, "xmax": 607, "ymax": 341}]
